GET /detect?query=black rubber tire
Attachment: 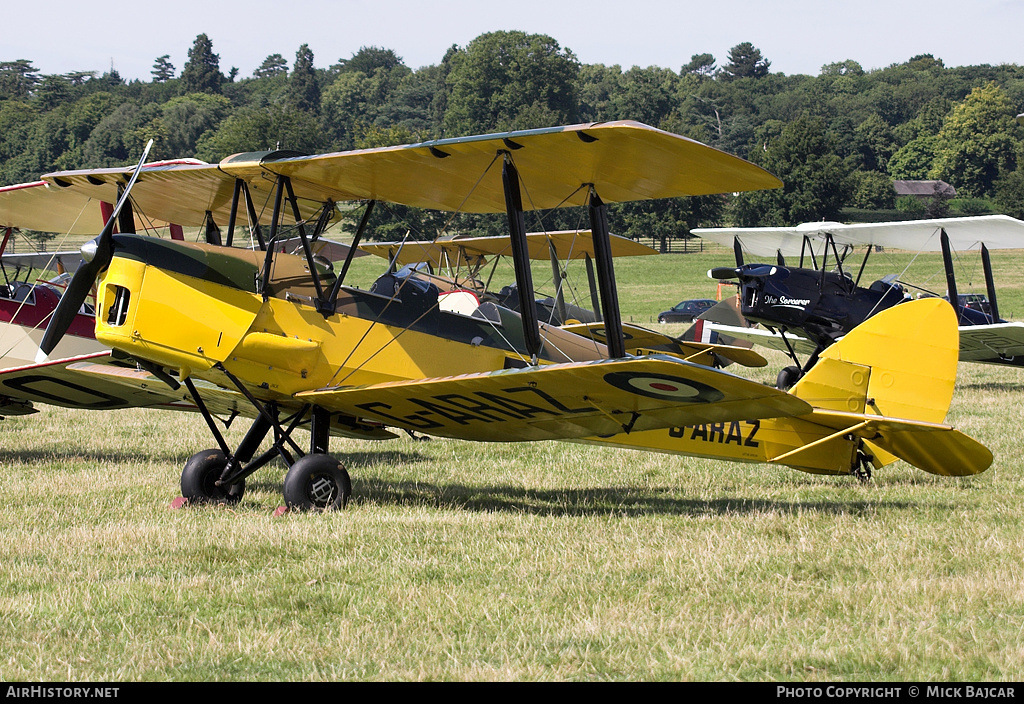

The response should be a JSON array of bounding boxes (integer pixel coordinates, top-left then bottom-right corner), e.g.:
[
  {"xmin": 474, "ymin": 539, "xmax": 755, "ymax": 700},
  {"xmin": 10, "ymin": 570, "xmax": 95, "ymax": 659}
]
[
  {"xmin": 180, "ymin": 449, "xmax": 245, "ymax": 505},
  {"xmin": 282, "ymin": 454, "xmax": 351, "ymax": 511},
  {"xmin": 776, "ymin": 365, "xmax": 801, "ymax": 391}
]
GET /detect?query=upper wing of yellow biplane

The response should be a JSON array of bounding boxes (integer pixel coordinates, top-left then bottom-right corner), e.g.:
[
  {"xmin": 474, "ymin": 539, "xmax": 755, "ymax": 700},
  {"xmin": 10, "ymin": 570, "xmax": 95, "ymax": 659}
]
[
  {"xmin": 261, "ymin": 121, "xmax": 782, "ymax": 213},
  {"xmin": 1, "ymin": 161, "xmax": 202, "ymax": 235},
  {"xmin": 0, "ymin": 181, "xmax": 110, "ymax": 235},
  {"xmin": 295, "ymin": 354, "xmax": 809, "ymax": 442},
  {"xmin": 29, "ymin": 121, "xmax": 780, "ymax": 232}
]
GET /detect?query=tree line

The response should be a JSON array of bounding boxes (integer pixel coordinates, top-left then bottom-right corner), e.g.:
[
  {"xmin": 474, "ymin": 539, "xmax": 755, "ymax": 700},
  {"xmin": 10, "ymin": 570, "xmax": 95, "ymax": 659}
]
[{"xmin": 1, "ymin": 32, "xmax": 1022, "ymax": 244}]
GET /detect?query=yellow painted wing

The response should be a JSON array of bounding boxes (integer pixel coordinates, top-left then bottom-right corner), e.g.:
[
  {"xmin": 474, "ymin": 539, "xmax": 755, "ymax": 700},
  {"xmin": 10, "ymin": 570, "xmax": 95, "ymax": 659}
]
[
  {"xmin": 34, "ymin": 122, "xmax": 779, "ymax": 232},
  {"xmin": 358, "ymin": 230, "xmax": 658, "ymax": 268},
  {"xmin": 0, "ymin": 180, "xmax": 174, "ymax": 235},
  {"xmin": 53, "ymin": 361, "xmax": 399, "ymax": 441},
  {"xmin": 562, "ymin": 322, "xmax": 768, "ymax": 368},
  {"xmin": 0, "ymin": 352, "xmax": 193, "ymax": 411},
  {"xmin": 39, "ymin": 159, "xmax": 324, "ymax": 230},
  {"xmin": 266, "ymin": 121, "xmax": 782, "ymax": 213},
  {"xmin": 295, "ymin": 354, "xmax": 810, "ymax": 442}
]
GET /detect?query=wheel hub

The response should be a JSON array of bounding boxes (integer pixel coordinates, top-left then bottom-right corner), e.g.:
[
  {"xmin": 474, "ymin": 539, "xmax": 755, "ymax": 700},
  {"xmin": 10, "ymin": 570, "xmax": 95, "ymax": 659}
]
[{"xmin": 308, "ymin": 475, "xmax": 338, "ymax": 505}]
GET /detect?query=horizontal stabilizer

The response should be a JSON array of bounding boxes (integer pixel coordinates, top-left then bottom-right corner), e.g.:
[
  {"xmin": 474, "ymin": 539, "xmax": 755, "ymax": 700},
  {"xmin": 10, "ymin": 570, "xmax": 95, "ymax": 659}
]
[
  {"xmin": 297, "ymin": 354, "xmax": 811, "ymax": 442},
  {"xmin": 706, "ymin": 322, "xmax": 817, "ymax": 355},
  {"xmin": 808, "ymin": 410, "xmax": 992, "ymax": 476}
]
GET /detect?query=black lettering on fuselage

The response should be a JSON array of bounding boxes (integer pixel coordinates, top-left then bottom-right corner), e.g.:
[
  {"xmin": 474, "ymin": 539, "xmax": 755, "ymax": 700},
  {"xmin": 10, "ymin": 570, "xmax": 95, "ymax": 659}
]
[
  {"xmin": 744, "ymin": 419, "xmax": 760, "ymax": 447},
  {"xmin": 667, "ymin": 420, "xmax": 761, "ymax": 448}
]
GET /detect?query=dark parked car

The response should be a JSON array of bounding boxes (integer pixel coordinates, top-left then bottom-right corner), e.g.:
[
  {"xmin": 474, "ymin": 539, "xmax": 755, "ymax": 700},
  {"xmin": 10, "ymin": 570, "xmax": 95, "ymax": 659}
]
[
  {"xmin": 657, "ymin": 298, "xmax": 716, "ymax": 323},
  {"xmin": 939, "ymin": 293, "xmax": 993, "ymax": 318}
]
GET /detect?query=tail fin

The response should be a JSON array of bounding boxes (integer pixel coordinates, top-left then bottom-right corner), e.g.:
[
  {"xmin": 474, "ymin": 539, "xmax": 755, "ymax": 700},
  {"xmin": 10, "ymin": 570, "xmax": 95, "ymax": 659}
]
[
  {"xmin": 681, "ymin": 295, "xmax": 753, "ymax": 349},
  {"xmin": 679, "ymin": 295, "xmax": 756, "ymax": 368},
  {"xmin": 790, "ymin": 298, "xmax": 991, "ymax": 476},
  {"xmin": 791, "ymin": 297, "xmax": 957, "ymax": 423}
]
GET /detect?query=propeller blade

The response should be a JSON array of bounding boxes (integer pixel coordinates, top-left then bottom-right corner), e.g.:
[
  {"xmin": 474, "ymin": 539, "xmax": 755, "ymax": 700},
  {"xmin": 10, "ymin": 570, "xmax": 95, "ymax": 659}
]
[
  {"xmin": 36, "ymin": 140, "xmax": 153, "ymax": 359},
  {"xmin": 708, "ymin": 267, "xmax": 741, "ymax": 280},
  {"xmin": 38, "ymin": 258, "xmax": 101, "ymax": 356}
]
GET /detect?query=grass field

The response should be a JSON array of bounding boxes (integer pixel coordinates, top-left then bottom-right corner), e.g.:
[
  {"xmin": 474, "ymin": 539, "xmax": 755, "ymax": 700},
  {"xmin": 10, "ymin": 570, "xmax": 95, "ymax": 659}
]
[{"xmin": 2, "ymin": 242, "xmax": 1024, "ymax": 681}]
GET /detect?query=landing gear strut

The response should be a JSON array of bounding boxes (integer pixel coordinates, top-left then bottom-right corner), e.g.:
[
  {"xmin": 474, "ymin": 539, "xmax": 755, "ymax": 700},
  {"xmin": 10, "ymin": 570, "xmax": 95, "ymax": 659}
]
[{"xmin": 177, "ymin": 369, "xmax": 351, "ymax": 511}]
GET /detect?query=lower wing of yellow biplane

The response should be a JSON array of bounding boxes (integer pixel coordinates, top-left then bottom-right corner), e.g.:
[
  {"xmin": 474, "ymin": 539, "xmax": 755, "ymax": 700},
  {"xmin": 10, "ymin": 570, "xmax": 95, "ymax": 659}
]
[
  {"xmin": 0, "ymin": 352, "xmax": 195, "ymax": 414},
  {"xmin": 295, "ymin": 354, "xmax": 811, "ymax": 442},
  {"xmin": 0, "ymin": 354, "xmax": 398, "ymax": 440}
]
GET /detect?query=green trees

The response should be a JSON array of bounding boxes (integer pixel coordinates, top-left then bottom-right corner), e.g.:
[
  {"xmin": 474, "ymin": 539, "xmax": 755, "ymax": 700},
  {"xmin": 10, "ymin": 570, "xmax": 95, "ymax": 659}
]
[
  {"xmin": 151, "ymin": 56, "xmax": 175, "ymax": 83},
  {"xmin": 930, "ymin": 83, "xmax": 1019, "ymax": 197},
  {"xmin": 254, "ymin": 54, "xmax": 287, "ymax": 79},
  {"xmin": 180, "ymin": 34, "xmax": 223, "ymax": 95},
  {"xmin": 720, "ymin": 43, "xmax": 771, "ymax": 81},
  {"xmin": 0, "ymin": 32, "xmax": 1023, "ymax": 231},
  {"xmin": 289, "ymin": 44, "xmax": 319, "ymax": 113},
  {"xmin": 733, "ymin": 116, "xmax": 850, "ymax": 225},
  {"xmin": 0, "ymin": 60, "xmax": 40, "ymax": 101},
  {"xmin": 441, "ymin": 31, "xmax": 579, "ymax": 136}
]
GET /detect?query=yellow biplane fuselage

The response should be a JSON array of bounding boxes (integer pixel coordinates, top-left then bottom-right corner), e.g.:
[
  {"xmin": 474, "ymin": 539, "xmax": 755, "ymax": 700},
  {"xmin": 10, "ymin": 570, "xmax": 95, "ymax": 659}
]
[
  {"xmin": 93, "ymin": 236, "xmax": 989, "ymax": 480},
  {"xmin": 94, "ymin": 236, "xmax": 609, "ymax": 402}
]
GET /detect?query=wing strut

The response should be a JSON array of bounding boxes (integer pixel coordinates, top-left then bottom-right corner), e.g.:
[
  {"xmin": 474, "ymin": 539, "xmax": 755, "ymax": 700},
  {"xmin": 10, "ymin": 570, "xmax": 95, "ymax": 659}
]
[
  {"xmin": 547, "ymin": 238, "xmax": 568, "ymax": 325},
  {"xmin": 981, "ymin": 243, "xmax": 1000, "ymax": 322},
  {"xmin": 225, "ymin": 178, "xmax": 244, "ymax": 247},
  {"xmin": 501, "ymin": 154, "xmax": 543, "ymax": 362},
  {"xmin": 939, "ymin": 229, "xmax": 960, "ymax": 322},
  {"xmin": 241, "ymin": 181, "xmax": 267, "ymax": 250},
  {"xmin": 322, "ymin": 200, "xmax": 376, "ymax": 316},
  {"xmin": 204, "ymin": 211, "xmax": 222, "ymax": 245},
  {"xmin": 116, "ymin": 183, "xmax": 136, "ymax": 234},
  {"xmin": 588, "ymin": 187, "xmax": 626, "ymax": 358},
  {"xmin": 585, "ymin": 254, "xmax": 602, "ymax": 322}
]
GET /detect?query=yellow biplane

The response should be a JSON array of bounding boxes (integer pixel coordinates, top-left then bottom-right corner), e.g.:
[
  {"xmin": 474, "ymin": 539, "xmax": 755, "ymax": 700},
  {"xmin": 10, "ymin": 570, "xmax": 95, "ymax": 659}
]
[{"xmin": 0, "ymin": 122, "xmax": 992, "ymax": 511}]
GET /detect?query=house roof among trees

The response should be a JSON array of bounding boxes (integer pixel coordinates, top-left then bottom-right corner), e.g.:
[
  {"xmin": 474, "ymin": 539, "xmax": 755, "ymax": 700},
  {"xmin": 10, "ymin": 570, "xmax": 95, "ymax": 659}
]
[{"xmin": 893, "ymin": 180, "xmax": 957, "ymax": 198}]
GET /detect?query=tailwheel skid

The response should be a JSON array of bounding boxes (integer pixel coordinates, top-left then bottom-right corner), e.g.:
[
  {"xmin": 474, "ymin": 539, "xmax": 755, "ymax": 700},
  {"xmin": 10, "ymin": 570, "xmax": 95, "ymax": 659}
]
[{"xmin": 851, "ymin": 448, "xmax": 874, "ymax": 484}]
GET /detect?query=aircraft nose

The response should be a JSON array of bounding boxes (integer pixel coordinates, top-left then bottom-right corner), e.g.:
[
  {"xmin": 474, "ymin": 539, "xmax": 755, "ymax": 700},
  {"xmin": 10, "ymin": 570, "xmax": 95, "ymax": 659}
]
[{"xmin": 80, "ymin": 238, "xmax": 98, "ymax": 263}]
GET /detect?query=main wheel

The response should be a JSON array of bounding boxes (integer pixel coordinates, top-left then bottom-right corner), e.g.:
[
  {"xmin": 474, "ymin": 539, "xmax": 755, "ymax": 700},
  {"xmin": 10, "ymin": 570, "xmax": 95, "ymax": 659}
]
[
  {"xmin": 181, "ymin": 449, "xmax": 245, "ymax": 505},
  {"xmin": 776, "ymin": 365, "xmax": 801, "ymax": 390},
  {"xmin": 282, "ymin": 454, "xmax": 351, "ymax": 511}
]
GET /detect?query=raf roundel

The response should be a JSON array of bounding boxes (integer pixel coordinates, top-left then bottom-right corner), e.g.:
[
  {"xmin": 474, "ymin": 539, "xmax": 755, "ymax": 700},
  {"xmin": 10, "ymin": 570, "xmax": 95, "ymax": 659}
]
[{"xmin": 603, "ymin": 371, "xmax": 724, "ymax": 403}]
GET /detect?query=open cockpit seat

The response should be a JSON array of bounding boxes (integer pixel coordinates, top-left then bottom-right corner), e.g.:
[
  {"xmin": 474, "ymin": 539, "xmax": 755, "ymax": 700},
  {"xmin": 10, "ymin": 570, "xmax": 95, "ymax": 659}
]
[{"xmin": 369, "ymin": 270, "xmax": 440, "ymax": 315}]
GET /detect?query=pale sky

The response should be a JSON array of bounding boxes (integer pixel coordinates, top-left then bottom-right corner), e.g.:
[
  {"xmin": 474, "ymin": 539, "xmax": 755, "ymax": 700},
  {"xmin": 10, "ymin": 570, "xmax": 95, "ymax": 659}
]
[{"xmin": 7, "ymin": 0, "xmax": 1023, "ymax": 81}]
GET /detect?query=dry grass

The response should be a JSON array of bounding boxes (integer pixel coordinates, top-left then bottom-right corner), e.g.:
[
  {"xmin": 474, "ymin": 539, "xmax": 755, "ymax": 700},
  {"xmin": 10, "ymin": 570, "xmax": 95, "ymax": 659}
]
[
  {"xmin": 2, "ymin": 246, "xmax": 1024, "ymax": 681},
  {"xmin": 1, "ymin": 357, "xmax": 1023, "ymax": 681}
]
